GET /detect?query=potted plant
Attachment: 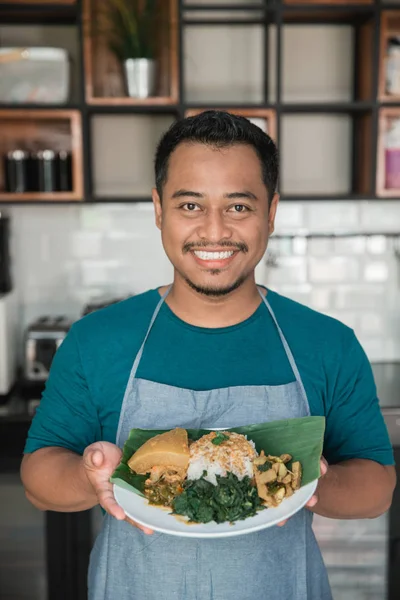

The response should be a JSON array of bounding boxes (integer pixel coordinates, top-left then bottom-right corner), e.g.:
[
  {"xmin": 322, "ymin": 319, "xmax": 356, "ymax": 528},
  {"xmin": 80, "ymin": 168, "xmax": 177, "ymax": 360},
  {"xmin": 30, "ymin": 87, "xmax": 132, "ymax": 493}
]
[{"xmin": 101, "ymin": 0, "xmax": 159, "ymax": 98}]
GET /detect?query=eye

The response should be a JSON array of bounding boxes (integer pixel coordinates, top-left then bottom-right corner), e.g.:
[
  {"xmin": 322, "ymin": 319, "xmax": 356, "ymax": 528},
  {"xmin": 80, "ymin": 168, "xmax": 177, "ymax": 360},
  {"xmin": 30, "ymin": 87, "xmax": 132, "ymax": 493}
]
[
  {"xmin": 228, "ymin": 204, "xmax": 250, "ymax": 213},
  {"xmin": 181, "ymin": 203, "xmax": 200, "ymax": 212}
]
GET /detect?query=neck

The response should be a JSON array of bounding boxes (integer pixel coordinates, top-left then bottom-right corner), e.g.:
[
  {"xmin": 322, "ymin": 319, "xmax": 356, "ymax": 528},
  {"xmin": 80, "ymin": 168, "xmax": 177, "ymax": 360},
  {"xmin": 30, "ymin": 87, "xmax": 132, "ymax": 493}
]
[{"xmin": 159, "ymin": 273, "xmax": 265, "ymax": 328}]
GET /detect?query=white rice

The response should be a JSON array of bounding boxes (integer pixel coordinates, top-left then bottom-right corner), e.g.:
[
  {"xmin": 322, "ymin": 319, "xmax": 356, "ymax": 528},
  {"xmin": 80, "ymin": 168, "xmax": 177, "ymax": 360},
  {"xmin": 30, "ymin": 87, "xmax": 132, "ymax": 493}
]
[{"xmin": 187, "ymin": 432, "xmax": 257, "ymax": 486}]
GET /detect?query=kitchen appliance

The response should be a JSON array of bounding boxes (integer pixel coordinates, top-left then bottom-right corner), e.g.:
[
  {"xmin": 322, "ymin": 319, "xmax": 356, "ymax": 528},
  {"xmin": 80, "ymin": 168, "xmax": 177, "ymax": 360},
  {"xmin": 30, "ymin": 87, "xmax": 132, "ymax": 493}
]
[
  {"xmin": 0, "ymin": 290, "xmax": 18, "ymax": 396},
  {"xmin": 23, "ymin": 316, "xmax": 71, "ymax": 382},
  {"xmin": 313, "ymin": 363, "xmax": 400, "ymax": 600},
  {"xmin": 0, "ymin": 211, "xmax": 12, "ymax": 293},
  {"xmin": 0, "ymin": 47, "xmax": 70, "ymax": 104}
]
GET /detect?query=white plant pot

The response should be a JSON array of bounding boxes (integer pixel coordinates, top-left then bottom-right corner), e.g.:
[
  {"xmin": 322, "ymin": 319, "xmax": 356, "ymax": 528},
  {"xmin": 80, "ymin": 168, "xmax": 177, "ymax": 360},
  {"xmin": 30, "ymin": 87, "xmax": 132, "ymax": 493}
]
[{"xmin": 124, "ymin": 58, "xmax": 156, "ymax": 98}]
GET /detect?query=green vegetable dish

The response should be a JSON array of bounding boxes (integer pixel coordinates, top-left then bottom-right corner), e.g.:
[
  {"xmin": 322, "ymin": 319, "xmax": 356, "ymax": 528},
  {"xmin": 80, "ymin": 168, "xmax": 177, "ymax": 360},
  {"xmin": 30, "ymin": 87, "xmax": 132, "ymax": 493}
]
[{"xmin": 110, "ymin": 416, "xmax": 325, "ymax": 525}]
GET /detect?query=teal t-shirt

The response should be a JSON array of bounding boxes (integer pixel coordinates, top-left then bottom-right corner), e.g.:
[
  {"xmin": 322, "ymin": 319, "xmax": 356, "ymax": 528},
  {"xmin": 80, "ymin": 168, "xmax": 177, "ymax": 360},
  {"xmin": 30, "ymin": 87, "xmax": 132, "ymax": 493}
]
[{"xmin": 24, "ymin": 288, "xmax": 394, "ymax": 466}]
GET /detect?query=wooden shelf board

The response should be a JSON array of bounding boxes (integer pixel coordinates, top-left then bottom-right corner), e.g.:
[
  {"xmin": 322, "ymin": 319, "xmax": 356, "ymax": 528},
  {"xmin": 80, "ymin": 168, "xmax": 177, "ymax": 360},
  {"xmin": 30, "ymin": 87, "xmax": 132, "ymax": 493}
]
[
  {"xmin": 284, "ymin": 0, "xmax": 373, "ymax": 5},
  {"xmin": 376, "ymin": 189, "xmax": 400, "ymax": 199},
  {"xmin": 0, "ymin": 192, "xmax": 82, "ymax": 202},
  {"xmin": 90, "ymin": 196, "xmax": 152, "ymax": 203},
  {"xmin": 184, "ymin": 3, "xmax": 265, "ymax": 10},
  {"xmin": 0, "ymin": 2, "xmax": 77, "ymax": 24},
  {"xmin": 281, "ymin": 102, "xmax": 374, "ymax": 113},
  {"xmin": 0, "ymin": 108, "xmax": 81, "ymax": 120},
  {"xmin": 86, "ymin": 97, "xmax": 178, "ymax": 107},
  {"xmin": 0, "ymin": 104, "xmax": 80, "ymax": 111},
  {"xmin": 0, "ymin": 0, "xmax": 76, "ymax": 4},
  {"xmin": 282, "ymin": 5, "xmax": 375, "ymax": 24},
  {"xmin": 380, "ymin": 95, "xmax": 400, "ymax": 104}
]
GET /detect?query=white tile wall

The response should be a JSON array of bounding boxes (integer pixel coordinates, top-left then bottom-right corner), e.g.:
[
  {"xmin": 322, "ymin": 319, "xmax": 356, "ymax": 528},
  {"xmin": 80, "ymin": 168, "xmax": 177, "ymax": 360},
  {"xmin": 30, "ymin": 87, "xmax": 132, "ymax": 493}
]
[{"xmin": 3, "ymin": 200, "xmax": 400, "ymax": 362}]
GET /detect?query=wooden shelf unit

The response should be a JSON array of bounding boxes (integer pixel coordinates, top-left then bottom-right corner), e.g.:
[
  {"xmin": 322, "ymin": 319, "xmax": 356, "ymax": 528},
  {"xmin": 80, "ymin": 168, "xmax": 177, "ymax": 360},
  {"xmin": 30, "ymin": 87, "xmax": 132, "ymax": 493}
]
[
  {"xmin": 0, "ymin": 1, "xmax": 399, "ymax": 201},
  {"xmin": 83, "ymin": 0, "xmax": 179, "ymax": 105},
  {"xmin": 0, "ymin": 109, "xmax": 83, "ymax": 202}
]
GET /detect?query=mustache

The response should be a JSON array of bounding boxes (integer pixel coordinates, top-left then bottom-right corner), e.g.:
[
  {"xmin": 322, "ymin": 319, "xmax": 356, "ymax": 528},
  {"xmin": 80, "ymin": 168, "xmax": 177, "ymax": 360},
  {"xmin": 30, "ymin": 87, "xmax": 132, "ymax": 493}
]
[{"xmin": 183, "ymin": 240, "xmax": 248, "ymax": 254}]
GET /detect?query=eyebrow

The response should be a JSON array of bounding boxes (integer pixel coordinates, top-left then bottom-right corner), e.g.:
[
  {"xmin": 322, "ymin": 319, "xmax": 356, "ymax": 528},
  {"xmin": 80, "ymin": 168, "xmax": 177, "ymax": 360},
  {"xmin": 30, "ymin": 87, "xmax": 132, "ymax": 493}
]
[{"xmin": 171, "ymin": 189, "xmax": 258, "ymax": 201}]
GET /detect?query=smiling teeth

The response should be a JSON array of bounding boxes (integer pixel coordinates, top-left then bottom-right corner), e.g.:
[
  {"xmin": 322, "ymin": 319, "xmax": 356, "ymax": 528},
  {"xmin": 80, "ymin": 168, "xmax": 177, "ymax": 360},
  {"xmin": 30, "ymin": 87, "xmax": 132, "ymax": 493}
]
[{"xmin": 194, "ymin": 251, "xmax": 234, "ymax": 260}]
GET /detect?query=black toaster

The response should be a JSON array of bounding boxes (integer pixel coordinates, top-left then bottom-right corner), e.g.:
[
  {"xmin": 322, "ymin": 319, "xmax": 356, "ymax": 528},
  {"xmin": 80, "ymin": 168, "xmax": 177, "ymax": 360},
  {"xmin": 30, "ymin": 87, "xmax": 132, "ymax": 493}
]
[{"xmin": 23, "ymin": 316, "xmax": 72, "ymax": 382}]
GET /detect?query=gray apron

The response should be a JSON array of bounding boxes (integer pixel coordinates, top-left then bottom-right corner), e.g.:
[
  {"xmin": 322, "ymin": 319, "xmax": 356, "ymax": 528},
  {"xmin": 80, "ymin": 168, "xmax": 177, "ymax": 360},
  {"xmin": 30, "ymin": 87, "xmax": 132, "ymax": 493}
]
[{"xmin": 88, "ymin": 287, "xmax": 332, "ymax": 600}]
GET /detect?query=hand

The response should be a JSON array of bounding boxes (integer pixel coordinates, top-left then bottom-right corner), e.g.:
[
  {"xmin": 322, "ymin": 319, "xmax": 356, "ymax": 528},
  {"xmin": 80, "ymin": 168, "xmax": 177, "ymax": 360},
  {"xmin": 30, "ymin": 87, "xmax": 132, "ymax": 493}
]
[
  {"xmin": 276, "ymin": 457, "xmax": 328, "ymax": 527},
  {"xmin": 82, "ymin": 441, "xmax": 153, "ymax": 535}
]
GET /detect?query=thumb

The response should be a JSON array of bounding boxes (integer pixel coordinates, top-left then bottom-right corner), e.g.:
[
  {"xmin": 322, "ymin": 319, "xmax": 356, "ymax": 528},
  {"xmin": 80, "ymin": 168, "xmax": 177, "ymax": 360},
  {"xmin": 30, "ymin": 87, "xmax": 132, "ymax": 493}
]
[{"xmin": 88, "ymin": 449, "xmax": 104, "ymax": 469}]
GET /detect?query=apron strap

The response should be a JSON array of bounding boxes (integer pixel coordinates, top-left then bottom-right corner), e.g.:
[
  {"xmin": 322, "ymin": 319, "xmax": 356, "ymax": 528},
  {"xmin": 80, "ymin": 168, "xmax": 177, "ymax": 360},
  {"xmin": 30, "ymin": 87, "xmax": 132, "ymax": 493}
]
[
  {"xmin": 130, "ymin": 285, "xmax": 171, "ymax": 380},
  {"xmin": 116, "ymin": 285, "xmax": 171, "ymax": 444},
  {"xmin": 257, "ymin": 287, "xmax": 309, "ymax": 411}
]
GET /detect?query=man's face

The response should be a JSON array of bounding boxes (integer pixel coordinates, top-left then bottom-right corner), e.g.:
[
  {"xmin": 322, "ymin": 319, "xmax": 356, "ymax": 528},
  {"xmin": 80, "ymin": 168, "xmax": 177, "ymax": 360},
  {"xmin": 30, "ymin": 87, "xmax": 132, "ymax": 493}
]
[{"xmin": 153, "ymin": 142, "xmax": 278, "ymax": 296}]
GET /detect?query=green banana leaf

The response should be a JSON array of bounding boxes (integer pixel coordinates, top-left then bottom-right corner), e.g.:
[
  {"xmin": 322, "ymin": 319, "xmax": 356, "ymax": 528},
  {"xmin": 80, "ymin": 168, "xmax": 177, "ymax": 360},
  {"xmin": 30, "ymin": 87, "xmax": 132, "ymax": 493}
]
[{"xmin": 110, "ymin": 416, "xmax": 325, "ymax": 497}]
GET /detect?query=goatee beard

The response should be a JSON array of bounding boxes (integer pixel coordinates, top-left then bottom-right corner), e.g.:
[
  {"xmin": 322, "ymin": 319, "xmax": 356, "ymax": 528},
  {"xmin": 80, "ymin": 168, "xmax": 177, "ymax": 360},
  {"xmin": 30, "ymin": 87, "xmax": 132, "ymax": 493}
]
[{"xmin": 184, "ymin": 274, "xmax": 247, "ymax": 297}]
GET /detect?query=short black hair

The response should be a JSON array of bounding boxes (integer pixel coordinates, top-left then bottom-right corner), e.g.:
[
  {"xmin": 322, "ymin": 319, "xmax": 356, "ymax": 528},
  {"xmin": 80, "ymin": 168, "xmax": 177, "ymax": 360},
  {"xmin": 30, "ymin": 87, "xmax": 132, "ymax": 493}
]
[{"xmin": 154, "ymin": 110, "xmax": 279, "ymax": 203}]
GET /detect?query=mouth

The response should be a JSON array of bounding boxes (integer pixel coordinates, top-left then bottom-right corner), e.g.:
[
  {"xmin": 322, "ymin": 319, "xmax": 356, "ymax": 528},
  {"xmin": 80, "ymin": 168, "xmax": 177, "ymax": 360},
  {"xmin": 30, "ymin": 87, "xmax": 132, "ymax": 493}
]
[{"xmin": 191, "ymin": 249, "xmax": 238, "ymax": 269}]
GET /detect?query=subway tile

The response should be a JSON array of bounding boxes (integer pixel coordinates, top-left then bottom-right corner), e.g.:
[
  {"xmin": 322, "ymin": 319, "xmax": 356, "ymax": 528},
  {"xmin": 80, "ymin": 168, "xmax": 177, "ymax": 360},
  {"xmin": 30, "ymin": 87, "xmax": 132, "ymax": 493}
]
[
  {"xmin": 333, "ymin": 236, "xmax": 366, "ymax": 255},
  {"xmin": 305, "ymin": 202, "xmax": 360, "ymax": 233},
  {"xmin": 266, "ymin": 257, "xmax": 308, "ymax": 285},
  {"xmin": 359, "ymin": 313, "xmax": 384, "ymax": 336},
  {"xmin": 309, "ymin": 257, "xmax": 360, "ymax": 283},
  {"xmin": 269, "ymin": 284, "xmax": 312, "ymax": 306},
  {"xmin": 361, "ymin": 201, "xmax": 400, "ymax": 233},
  {"xmin": 308, "ymin": 238, "xmax": 334, "ymax": 256},
  {"xmin": 364, "ymin": 261, "xmax": 389, "ymax": 282},
  {"xmin": 292, "ymin": 236, "xmax": 308, "ymax": 255},
  {"xmin": 80, "ymin": 259, "xmax": 121, "ymax": 287},
  {"xmin": 335, "ymin": 285, "xmax": 386, "ymax": 310},
  {"xmin": 366, "ymin": 235, "xmax": 387, "ymax": 255},
  {"xmin": 274, "ymin": 202, "xmax": 304, "ymax": 230},
  {"xmin": 71, "ymin": 232, "xmax": 103, "ymax": 259},
  {"xmin": 310, "ymin": 287, "xmax": 332, "ymax": 311},
  {"xmin": 269, "ymin": 237, "xmax": 292, "ymax": 256}
]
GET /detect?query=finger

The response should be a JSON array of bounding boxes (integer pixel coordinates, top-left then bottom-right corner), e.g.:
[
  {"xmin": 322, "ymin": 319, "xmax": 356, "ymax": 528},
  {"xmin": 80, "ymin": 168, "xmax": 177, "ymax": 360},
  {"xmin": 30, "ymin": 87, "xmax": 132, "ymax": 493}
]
[
  {"xmin": 320, "ymin": 457, "xmax": 328, "ymax": 477},
  {"xmin": 97, "ymin": 486, "xmax": 125, "ymax": 520},
  {"xmin": 91, "ymin": 449, "xmax": 104, "ymax": 468},
  {"xmin": 83, "ymin": 448, "xmax": 103, "ymax": 470},
  {"xmin": 277, "ymin": 519, "xmax": 288, "ymax": 527},
  {"xmin": 125, "ymin": 516, "xmax": 154, "ymax": 535},
  {"xmin": 306, "ymin": 494, "xmax": 318, "ymax": 508}
]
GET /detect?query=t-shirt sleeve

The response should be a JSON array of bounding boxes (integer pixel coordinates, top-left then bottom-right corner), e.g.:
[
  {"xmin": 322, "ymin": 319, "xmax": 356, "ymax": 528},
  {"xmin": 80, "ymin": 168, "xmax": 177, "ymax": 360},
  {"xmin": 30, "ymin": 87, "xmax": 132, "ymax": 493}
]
[
  {"xmin": 24, "ymin": 324, "xmax": 101, "ymax": 455},
  {"xmin": 323, "ymin": 330, "xmax": 394, "ymax": 466}
]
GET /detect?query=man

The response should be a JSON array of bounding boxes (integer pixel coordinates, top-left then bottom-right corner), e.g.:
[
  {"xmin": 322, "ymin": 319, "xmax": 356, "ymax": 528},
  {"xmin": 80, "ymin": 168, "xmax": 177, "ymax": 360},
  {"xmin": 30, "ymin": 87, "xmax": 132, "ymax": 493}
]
[{"xmin": 21, "ymin": 111, "xmax": 395, "ymax": 600}]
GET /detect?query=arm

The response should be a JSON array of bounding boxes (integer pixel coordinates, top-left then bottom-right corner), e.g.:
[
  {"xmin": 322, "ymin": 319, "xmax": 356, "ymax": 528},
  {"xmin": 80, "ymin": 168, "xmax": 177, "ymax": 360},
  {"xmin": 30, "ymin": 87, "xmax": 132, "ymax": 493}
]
[
  {"xmin": 20, "ymin": 325, "xmax": 153, "ymax": 533},
  {"xmin": 21, "ymin": 447, "xmax": 97, "ymax": 512},
  {"xmin": 310, "ymin": 459, "xmax": 396, "ymax": 519},
  {"xmin": 21, "ymin": 442, "xmax": 129, "ymax": 521},
  {"xmin": 312, "ymin": 331, "xmax": 396, "ymax": 519}
]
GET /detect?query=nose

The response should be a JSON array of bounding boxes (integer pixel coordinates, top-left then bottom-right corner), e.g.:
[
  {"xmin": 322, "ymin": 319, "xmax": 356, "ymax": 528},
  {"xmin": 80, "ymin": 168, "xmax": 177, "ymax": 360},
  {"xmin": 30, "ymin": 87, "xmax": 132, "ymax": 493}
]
[{"xmin": 196, "ymin": 208, "xmax": 233, "ymax": 243}]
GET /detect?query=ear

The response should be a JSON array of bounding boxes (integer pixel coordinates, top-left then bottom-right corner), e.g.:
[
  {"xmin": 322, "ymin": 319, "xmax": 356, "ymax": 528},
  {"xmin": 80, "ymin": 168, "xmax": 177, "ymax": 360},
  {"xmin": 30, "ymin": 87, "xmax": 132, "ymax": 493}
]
[
  {"xmin": 268, "ymin": 193, "xmax": 280, "ymax": 236},
  {"xmin": 152, "ymin": 188, "xmax": 162, "ymax": 230}
]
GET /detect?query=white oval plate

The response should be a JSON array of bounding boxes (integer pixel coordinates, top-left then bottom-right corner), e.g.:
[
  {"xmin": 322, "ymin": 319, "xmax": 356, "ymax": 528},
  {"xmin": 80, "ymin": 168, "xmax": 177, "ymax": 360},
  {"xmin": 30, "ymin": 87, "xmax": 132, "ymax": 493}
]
[{"xmin": 114, "ymin": 479, "xmax": 317, "ymax": 538}]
